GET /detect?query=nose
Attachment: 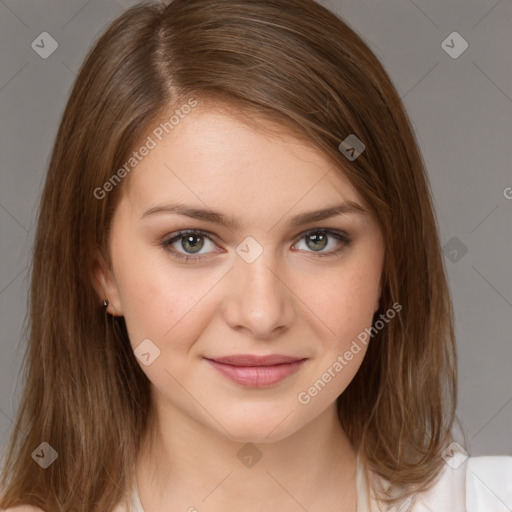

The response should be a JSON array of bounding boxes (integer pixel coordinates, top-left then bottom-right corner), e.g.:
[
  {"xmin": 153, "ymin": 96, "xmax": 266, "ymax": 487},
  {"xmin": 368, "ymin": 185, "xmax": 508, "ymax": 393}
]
[{"xmin": 222, "ymin": 243, "xmax": 295, "ymax": 340}]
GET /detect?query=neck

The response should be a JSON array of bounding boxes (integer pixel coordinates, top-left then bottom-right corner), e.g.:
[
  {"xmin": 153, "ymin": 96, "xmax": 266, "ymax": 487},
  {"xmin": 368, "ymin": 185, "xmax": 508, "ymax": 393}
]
[{"xmin": 135, "ymin": 393, "xmax": 358, "ymax": 512}]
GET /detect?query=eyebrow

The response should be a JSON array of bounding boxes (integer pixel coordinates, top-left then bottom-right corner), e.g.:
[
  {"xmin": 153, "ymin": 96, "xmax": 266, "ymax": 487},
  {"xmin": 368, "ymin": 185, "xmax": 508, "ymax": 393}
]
[{"xmin": 141, "ymin": 201, "xmax": 368, "ymax": 230}]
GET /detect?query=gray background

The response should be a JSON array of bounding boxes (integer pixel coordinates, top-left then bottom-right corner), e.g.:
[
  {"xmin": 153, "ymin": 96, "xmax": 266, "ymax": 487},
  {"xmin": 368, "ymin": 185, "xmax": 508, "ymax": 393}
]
[{"xmin": 1, "ymin": 0, "xmax": 511, "ymax": 469}]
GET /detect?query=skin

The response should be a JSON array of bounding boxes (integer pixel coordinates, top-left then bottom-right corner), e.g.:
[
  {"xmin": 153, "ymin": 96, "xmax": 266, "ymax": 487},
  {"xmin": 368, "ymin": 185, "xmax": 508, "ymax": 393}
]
[{"xmin": 92, "ymin": 106, "xmax": 385, "ymax": 512}]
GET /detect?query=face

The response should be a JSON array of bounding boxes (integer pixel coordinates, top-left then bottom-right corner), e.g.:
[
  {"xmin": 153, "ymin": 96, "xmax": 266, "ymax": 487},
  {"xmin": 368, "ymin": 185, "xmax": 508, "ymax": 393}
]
[{"xmin": 94, "ymin": 106, "xmax": 385, "ymax": 443}]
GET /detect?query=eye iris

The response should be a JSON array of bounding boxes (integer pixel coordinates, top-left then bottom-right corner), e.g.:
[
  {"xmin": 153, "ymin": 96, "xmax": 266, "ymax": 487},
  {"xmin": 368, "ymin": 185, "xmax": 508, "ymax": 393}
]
[
  {"xmin": 182, "ymin": 234, "xmax": 204, "ymax": 254},
  {"xmin": 306, "ymin": 232, "xmax": 328, "ymax": 252}
]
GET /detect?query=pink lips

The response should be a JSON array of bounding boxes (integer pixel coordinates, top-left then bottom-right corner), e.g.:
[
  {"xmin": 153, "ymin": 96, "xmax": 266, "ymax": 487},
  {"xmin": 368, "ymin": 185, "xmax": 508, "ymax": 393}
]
[{"xmin": 204, "ymin": 354, "xmax": 307, "ymax": 388}]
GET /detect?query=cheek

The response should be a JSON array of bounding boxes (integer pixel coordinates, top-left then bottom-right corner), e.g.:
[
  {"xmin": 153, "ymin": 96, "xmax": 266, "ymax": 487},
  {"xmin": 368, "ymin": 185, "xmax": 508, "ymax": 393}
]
[
  {"xmin": 294, "ymin": 260, "xmax": 382, "ymax": 409},
  {"xmin": 303, "ymin": 251, "xmax": 382, "ymax": 351},
  {"xmin": 111, "ymin": 236, "xmax": 214, "ymax": 351}
]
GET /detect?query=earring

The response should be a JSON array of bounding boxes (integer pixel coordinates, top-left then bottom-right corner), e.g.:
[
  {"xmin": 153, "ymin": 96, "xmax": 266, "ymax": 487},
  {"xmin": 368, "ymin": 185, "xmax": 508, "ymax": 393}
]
[{"xmin": 103, "ymin": 299, "xmax": 109, "ymax": 309}]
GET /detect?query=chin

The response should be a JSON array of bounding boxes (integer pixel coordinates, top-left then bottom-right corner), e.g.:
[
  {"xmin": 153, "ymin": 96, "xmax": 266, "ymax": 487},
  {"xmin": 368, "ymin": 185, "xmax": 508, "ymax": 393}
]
[{"xmin": 209, "ymin": 409, "xmax": 302, "ymax": 444}]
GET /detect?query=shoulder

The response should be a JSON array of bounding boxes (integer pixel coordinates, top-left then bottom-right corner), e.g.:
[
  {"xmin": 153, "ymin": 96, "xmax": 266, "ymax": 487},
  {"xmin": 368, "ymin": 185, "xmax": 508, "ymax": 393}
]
[
  {"xmin": 466, "ymin": 455, "xmax": 512, "ymax": 511},
  {"xmin": 412, "ymin": 454, "xmax": 512, "ymax": 512}
]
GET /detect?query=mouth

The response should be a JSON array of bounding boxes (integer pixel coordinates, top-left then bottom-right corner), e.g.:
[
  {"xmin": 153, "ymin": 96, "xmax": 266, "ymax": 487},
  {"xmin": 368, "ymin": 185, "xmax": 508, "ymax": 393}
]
[{"xmin": 203, "ymin": 354, "xmax": 307, "ymax": 388}]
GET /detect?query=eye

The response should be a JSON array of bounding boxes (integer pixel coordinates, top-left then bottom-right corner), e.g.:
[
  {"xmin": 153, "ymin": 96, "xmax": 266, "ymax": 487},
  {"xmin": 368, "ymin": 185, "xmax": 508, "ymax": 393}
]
[
  {"xmin": 160, "ymin": 228, "xmax": 351, "ymax": 262},
  {"xmin": 291, "ymin": 229, "xmax": 351, "ymax": 258},
  {"xmin": 160, "ymin": 230, "xmax": 219, "ymax": 261}
]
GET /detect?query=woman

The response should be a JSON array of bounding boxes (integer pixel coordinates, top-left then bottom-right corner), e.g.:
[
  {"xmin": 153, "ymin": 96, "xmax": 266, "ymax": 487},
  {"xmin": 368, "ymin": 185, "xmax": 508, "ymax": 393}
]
[{"xmin": 1, "ymin": 0, "xmax": 511, "ymax": 511}]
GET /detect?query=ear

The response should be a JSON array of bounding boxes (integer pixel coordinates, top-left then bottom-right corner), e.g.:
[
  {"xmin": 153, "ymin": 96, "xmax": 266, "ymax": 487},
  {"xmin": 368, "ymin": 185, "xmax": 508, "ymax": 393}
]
[{"xmin": 91, "ymin": 246, "xmax": 123, "ymax": 316}]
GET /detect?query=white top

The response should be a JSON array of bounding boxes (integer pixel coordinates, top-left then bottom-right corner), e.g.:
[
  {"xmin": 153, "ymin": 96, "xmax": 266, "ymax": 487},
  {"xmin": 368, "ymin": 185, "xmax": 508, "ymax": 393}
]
[{"xmin": 123, "ymin": 452, "xmax": 512, "ymax": 512}]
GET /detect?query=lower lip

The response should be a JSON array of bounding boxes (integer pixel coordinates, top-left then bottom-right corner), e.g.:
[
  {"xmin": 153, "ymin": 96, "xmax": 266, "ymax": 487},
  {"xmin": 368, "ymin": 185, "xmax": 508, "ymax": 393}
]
[{"xmin": 205, "ymin": 359, "xmax": 306, "ymax": 388}]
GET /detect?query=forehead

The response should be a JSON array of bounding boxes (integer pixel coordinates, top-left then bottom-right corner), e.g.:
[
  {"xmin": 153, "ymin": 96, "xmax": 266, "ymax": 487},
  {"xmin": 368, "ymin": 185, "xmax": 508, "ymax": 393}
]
[{"xmin": 121, "ymin": 107, "xmax": 368, "ymax": 224}]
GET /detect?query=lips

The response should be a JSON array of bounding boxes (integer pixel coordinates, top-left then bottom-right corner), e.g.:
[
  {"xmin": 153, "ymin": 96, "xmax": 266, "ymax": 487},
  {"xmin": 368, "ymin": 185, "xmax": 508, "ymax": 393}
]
[
  {"xmin": 207, "ymin": 354, "xmax": 304, "ymax": 366},
  {"xmin": 204, "ymin": 354, "xmax": 307, "ymax": 387}
]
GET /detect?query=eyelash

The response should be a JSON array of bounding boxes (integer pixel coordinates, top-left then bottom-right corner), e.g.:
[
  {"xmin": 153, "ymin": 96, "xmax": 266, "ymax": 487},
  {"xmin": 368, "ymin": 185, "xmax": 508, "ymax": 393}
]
[{"xmin": 160, "ymin": 228, "xmax": 351, "ymax": 262}]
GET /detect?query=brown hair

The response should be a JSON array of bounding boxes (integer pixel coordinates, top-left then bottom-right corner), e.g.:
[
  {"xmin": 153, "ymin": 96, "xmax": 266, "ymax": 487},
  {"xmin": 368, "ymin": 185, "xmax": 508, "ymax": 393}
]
[{"xmin": 0, "ymin": 0, "xmax": 464, "ymax": 510}]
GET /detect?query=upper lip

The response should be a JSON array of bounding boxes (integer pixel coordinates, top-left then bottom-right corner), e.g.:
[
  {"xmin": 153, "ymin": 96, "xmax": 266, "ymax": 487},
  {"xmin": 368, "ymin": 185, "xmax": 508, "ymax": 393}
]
[{"xmin": 205, "ymin": 354, "xmax": 306, "ymax": 366}]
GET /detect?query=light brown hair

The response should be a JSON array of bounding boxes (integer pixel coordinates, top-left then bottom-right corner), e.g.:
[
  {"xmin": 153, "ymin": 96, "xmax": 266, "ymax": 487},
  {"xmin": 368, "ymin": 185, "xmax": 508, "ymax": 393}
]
[{"xmin": 0, "ymin": 0, "xmax": 464, "ymax": 510}]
